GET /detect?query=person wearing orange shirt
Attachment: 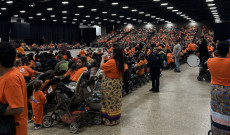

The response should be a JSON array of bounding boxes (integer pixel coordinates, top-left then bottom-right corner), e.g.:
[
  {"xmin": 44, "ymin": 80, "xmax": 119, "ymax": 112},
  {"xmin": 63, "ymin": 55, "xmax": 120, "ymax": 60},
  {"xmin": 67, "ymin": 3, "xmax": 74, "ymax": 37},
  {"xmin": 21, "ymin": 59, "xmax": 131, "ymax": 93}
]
[
  {"xmin": 71, "ymin": 57, "xmax": 88, "ymax": 82},
  {"xmin": 42, "ymin": 70, "xmax": 56, "ymax": 95},
  {"xmin": 207, "ymin": 42, "xmax": 230, "ymax": 135},
  {"xmin": 14, "ymin": 41, "xmax": 25, "ymax": 56},
  {"xmin": 0, "ymin": 42, "xmax": 28, "ymax": 135},
  {"xmin": 31, "ymin": 80, "xmax": 46, "ymax": 129},
  {"xmin": 79, "ymin": 48, "xmax": 86, "ymax": 57},
  {"xmin": 15, "ymin": 59, "xmax": 41, "ymax": 77},
  {"xmin": 208, "ymin": 42, "xmax": 214, "ymax": 56},
  {"xmin": 100, "ymin": 46, "xmax": 124, "ymax": 126},
  {"xmin": 64, "ymin": 63, "xmax": 77, "ymax": 81},
  {"xmin": 137, "ymin": 53, "xmax": 145, "ymax": 76}
]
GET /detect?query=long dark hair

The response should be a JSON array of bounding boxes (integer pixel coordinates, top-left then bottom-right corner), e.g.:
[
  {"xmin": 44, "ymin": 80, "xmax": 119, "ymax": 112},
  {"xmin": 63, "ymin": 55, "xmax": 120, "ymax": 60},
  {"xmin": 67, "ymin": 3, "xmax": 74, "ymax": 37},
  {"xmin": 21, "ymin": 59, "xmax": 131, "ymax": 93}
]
[{"xmin": 113, "ymin": 46, "xmax": 124, "ymax": 73}]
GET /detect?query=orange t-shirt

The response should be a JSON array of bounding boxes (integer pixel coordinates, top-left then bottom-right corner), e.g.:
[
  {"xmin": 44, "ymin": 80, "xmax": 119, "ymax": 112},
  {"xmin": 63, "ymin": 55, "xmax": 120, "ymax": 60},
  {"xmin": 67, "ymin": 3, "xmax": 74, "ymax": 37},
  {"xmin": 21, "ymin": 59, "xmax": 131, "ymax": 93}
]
[
  {"xmin": 137, "ymin": 60, "xmax": 145, "ymax": 75},
  {"xmin": 16, "ymin": 47, "xmax": 25, "ymax": 55},
  {"xmin": 108, "ymin": 47, "xmax": 114, "ymax": 53},
  {"xmin": 63, "ymin": 55, "xmax": 68, "ymax": 60},
  {"xmin": 208, "ymin": 57, "xmax": 230, "ymax": 86},
  {"xmin": 42, "ymin": 80, "xmax": 57, "ymax": 95},
  {"xmin": 79, "ymin": 50, "xmax": 86, "ymax": 56},
  {"xmin": 17, "ymin": 66, "xmax": 34, "ymax": 77},
  {"xmin": 29, "ymin": 60, "xmax": 36, "ymax": 69},
  {"xmin": 124, "ymin": 64, "xmax": 128, "ymax": 71},
  {"xmin": 0, "ymin": 68, "xmax": 28, "ymax": 135},
  {"xmin": 72, "ymin": 67, "xmax": 88, "ymax": 82},
  {"xmin": 101, "ymin": 59, "xmax": 121, "ymax": 79},
  {"xmin": 32, "ymin": 91, "xmax": 46, "ymax": 125},
  {"xmin": 64, "ymin": 69, "xmax": 77, "ymax": 81}
]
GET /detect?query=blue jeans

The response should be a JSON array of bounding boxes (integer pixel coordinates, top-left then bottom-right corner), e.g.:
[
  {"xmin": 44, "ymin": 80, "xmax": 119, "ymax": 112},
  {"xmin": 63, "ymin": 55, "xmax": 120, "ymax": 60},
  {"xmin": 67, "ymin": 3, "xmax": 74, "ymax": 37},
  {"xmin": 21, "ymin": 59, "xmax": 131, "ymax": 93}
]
[{"xmin": 175, "ymin": 57, "xmax": 180, "ymax": 71}]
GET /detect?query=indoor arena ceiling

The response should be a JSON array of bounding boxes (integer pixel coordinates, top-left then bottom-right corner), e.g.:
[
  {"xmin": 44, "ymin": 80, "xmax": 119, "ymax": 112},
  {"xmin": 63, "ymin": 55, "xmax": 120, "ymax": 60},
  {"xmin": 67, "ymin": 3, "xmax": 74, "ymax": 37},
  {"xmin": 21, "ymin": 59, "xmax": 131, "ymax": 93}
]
[{"xmin": 0, "ymin": 0, "xmax": 229, "ymax": 25}]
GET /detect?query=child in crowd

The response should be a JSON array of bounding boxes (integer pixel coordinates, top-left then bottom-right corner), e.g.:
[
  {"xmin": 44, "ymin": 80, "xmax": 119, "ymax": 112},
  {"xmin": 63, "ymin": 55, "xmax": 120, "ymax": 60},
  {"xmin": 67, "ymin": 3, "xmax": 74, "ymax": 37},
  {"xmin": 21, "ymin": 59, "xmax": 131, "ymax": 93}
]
[
  {"xmin": 42, "ymin": 70, "xmax": 56, "ymax": 95},
  {"xmin": 32, "ymin": 80, "xmax": 47, "ymax": 129}
]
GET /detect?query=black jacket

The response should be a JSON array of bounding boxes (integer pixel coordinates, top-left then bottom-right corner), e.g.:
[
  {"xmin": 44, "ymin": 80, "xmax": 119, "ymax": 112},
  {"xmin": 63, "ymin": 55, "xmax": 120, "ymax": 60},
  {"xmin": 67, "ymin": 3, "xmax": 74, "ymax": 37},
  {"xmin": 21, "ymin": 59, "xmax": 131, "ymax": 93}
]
[{"xmin": 147, "ymin": 53, "xmax": 163, "ymax": 69}]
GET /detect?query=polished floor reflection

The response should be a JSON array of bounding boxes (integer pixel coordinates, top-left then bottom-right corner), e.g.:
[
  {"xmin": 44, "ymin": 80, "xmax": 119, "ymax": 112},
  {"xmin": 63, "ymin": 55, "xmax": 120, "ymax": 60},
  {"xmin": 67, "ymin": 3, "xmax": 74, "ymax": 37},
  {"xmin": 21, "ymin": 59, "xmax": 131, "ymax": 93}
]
[{"xmin": 28, "ymin": 51, "xmax": 211, "ymax": 135}]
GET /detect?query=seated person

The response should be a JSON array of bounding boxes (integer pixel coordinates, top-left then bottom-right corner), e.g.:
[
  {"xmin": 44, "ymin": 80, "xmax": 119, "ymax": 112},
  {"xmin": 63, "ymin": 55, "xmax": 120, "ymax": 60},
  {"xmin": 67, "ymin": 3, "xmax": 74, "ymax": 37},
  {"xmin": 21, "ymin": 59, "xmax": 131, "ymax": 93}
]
[
  {"xmin": 136, "ymin": 53, "xmax": 145, "ymax": 76},
  {"xmin": 15, "ymin": 59, "xmax": 41, "ymax": 77},
  {"xmin": 167, "ymin": 50, "xmax": 175, "ymax": 66},
  {"xmin": 71, "ymin": 57, "xmax": 88, "ymax": 82},
  {"xmin": 55, "ymin": 54, "xmax": 69, "ymax": 73},
  {"xmin": 42, "ymin": 70, "xmax": 56, "ymax": 95},
  {"xmin": 64, "ymin": 63, "xmax": 77, "ymax": 81}
]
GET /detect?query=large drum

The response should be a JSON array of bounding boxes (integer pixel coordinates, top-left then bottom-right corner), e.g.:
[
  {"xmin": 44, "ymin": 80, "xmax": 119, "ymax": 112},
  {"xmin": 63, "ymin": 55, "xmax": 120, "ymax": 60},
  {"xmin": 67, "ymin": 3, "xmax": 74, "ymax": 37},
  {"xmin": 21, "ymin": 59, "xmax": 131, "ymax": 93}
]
[{"xmin": 187, "ymin": 54, "xmax": 200, "ymax": 67}]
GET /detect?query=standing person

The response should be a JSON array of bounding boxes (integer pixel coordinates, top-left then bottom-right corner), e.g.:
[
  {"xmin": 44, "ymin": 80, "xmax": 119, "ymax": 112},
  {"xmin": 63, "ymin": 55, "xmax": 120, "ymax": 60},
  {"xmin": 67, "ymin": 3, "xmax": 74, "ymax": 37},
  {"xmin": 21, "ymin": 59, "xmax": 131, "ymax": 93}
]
[
  {"xmin": 207, "ymin": 42, "xmax": 230, "ymax": 135},
  {"xmin": 197, "ymin": 36, "xmax": 209, "ymax": 65},
  {"xmin": 173, "ymin": 39, "xmax": 181, "ymax": 72},
  {"xmin": 31, "ymin": 80, "xmax": 46, "ymax": 129},
  {"xmin": 147, "ymin": 45, "xmax": 163, "ymax": 93},
  {"xmin": 0, "ymin": 42, "xmax": 28, "ymax": 135},
  {"xmin": 100, "ymin": 46, "xmax": 124, "ymax": 126}
]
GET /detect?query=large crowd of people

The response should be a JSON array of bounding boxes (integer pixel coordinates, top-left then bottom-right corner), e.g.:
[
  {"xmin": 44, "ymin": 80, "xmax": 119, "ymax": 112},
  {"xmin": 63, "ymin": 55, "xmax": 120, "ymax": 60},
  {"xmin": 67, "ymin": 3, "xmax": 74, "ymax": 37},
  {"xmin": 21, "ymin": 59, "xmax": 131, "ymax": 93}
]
[{"xmin": 0, "ymin": 24, "xmax": 229, "ymax": 135}]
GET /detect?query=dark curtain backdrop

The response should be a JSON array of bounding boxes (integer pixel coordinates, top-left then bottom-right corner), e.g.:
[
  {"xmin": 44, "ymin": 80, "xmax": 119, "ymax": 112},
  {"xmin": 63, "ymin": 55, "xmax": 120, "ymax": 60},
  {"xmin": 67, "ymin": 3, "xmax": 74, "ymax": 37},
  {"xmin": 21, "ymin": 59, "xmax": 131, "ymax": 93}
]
[
  {"xmin": 30, "ymin": 23, "xmax": 81, "ymax": 44},
  {"xmin": 106, "ymin": 25, "xmax": 113, "ymax": 34},
  {"xmin": 0, "ymin": 16, "xmax": 11, "ymax": 42},
  {"xmin": 11, "ymin": 22, "xmax": 30, "ymax": 39},
  {"xmin": 82, "ymin": 28, "xmax": 96, "ymax": 46},
  {"xmin": 213, "ymin": 23, "xmax": 230, "ymax": 41}
]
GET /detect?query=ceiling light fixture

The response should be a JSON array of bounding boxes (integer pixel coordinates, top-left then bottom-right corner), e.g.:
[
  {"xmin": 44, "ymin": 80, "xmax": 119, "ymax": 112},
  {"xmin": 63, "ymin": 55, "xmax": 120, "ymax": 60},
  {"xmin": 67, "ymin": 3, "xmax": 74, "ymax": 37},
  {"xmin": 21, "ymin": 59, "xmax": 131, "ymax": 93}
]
[
  {"xmin": 153, "ymin": 0, "xmax": 161, "ymax": 2},
  {"xmin": 102, "ymin": 11, "xmax": 107, "ymax": 14},
  {"xmin": 206, "ymin": 0, "xmax": 214, "ymax": 2},
  {"xmin": 75, "ymin": 13, "xmax": 80, "ymax": 16},
  {"xmin": 62, "ymin": 1, "xmax": 69, "ymax": 5},
  {"xmin": 91, "ymin": 9, "xmax": 97, "ymax": 11},
  {"xmin": 161, "ymin": 3, "xmax": 168, "ymax": 6},
  {"xmin": 63, "ymin": 17, "xmax": 67, "ymax": 19},
  {"xmin": 131, "ymin": 9, "xmax": 137, "ymax": 12},
  {"xmin": 122, "ymin": 6, "xmax": 129, "ymax": 9},
  {"xmin": 85, "ymin": 15, "xmax": 90, "ymax": 18},
  {"xmin": 13, "ymin": 15, "xmax": 18, "ymax": 17},
  {"xmin": 139, "ymin": 12, "xmax": 144, "ymax": 14},
  {"xmin": 73, "ymin": 19, "xmax": 77, "ymax": 21},
  {"xmin": 119, "ymin": 16, "xmax": 124, "ymax": 18},
  {"xmin": 28, "ymin": 17, "xmax": 33, "ymax": 19},
  {"xmin": 111, "ymin": 2, "xmax": 118, "ymax": 5},
  {"xmin": 36, "ymin": 13, "xmax": 42, "ymax": 16},
  {"xmin": 78, "ymin": 5, "xmax": 84, "ymax": 8},
  {"xmin": 172, "ymin": 10, "xmax": 178, "ymax": 12},
  {"xmin": 167, "ymin": 7, "xmax": 174, "ymax": 10},
  {"xmin": 6, "ymin": 1, "xmax": 13, "ymax": 4},
  {"xmin": 208, "ymin": 4, "xmax": 215, "ymax": 7},
  {"xmin": 47, "ymin": 8, "xmax": 53, "ymax": 11},
  {"xmin": 53, "ymin": 20, "xmax": 57, "ymax": 22},
  {"xmin": 20, "ymin": 10, "xmax": 26, "ymax": 13},
  {"xmin": 41, "ymin": 18, "xmax": 46, "ymax": 21},
  {"xmin": 1, "ymin": 8, "xmax": 7, "ymax": 11},
  {"xmin": 62, "ymin": 11, "xmax": 67, "ymax": 14},
  {"xmin": 111, "ymin": 14, "xmax": 116, "ymax": 16}
]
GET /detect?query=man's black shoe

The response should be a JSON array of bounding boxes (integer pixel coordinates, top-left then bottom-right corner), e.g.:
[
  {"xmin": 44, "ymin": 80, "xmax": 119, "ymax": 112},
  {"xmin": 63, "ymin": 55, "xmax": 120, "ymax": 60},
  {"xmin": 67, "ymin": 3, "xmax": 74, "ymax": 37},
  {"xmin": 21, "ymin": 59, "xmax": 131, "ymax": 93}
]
[{"xmin": 151, "ymin": 90, "xmax": 159, "ymax": 93}]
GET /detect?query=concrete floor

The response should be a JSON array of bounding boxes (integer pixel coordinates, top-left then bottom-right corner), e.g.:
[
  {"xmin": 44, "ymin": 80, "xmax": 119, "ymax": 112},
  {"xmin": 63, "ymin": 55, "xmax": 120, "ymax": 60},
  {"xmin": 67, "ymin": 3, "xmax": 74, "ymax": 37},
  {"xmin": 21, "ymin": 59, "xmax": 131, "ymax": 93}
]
[{"xmin": 28, "ymin": 50, "xmax": 211, "ymax": 135}]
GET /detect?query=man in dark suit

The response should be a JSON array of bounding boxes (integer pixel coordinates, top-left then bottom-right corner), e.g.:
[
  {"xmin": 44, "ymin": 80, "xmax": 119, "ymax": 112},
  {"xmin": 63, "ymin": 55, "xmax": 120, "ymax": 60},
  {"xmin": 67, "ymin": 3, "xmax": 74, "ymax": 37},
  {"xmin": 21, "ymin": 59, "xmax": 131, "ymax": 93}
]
[{"xmin": 147, "ymin": 45, "xmax": 163, "ymax": 93}]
